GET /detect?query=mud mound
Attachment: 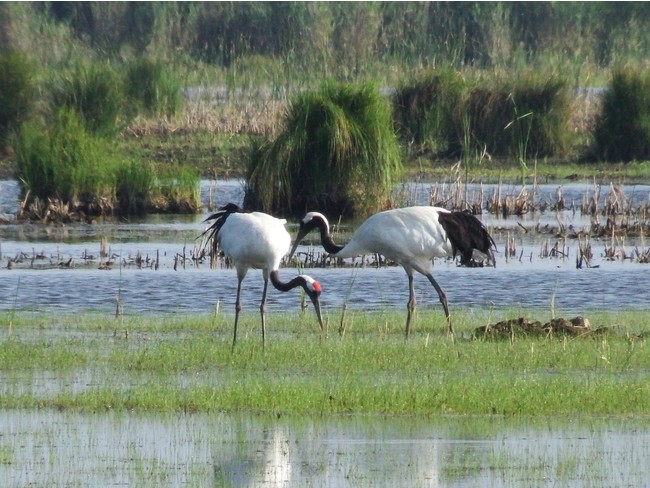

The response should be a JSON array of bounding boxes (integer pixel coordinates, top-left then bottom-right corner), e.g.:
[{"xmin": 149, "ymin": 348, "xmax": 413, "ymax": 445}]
[{"xmin": 475, "ymin": 316, "xmax": 609, "ymax": 339}]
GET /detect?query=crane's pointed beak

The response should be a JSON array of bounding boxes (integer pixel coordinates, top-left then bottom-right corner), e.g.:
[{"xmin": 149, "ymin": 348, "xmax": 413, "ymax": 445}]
[
  {"xmin": 288, "ymin": 225, "xmax": 309, "ymax": 262},
  {"xmin": 310, "ymin": 294, "xmax": 325, "ymax": 333}
]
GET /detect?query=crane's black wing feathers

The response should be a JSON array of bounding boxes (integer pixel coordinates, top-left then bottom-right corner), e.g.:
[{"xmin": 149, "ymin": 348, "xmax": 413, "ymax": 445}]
[
  {"xmin": 437, "ymin": 210, "xmax": 496, "ymax": 265},
  {"xmin": 199, "ymin": 203, "xmax": 243, "ymax": 253}
]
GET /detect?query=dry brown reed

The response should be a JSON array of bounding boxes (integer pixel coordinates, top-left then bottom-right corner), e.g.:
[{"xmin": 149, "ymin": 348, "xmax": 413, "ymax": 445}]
[
  {"xmin": 427, "ymin": 177, "xmax": 650, "ymax": 240},
  {"xmin": 125, "ymin": 97, "xmax": 285, "ymax": 137}
]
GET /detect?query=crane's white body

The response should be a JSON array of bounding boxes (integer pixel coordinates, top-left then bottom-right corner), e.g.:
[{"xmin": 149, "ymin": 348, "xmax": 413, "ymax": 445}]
[
  {"xmin": 202, "ymin": 206, "xmax": 324, "ymax": 349},
  {"xmin": 217, "ymin": 212, "xmax": 291, "ymax": 281},
  {"xmin": 293, "ymin": 206, "xmax": 496, "ymax": 337},
  {"xmin": 331, "ymin": 207, "xmax": 455, "ymax": 275}
]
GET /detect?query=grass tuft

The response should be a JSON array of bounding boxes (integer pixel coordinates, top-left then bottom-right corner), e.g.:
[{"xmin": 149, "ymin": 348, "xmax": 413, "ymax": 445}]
[
  {"xmin": 592, "ymin": 66, "xmax": 650, "ymax": 162},
  {"xmin": 244, "ymin": 81, "xmax": 402, "ymax": 218}
]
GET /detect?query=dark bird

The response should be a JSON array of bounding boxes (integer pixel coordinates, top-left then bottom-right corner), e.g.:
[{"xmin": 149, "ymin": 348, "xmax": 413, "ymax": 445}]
[
  {"xmin": 201, "ymin": 203, "xmax": 324, "ymax": 350},
  {"xmin": 288, "ymin": 206, "xmax": 496, "ymax": 337}
]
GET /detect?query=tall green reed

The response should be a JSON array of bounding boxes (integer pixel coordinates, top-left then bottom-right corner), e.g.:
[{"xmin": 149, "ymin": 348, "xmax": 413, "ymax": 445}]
[
  {"xmin": 0, "ymin": 50, "xmax": 36, "ymax": 143},
  {"xmin": 124, "ymin": 57, "xmax": 181, "ymax": 118},
  {"xmin": 49, "ymin": 60, "xmax": 124, "ymax": 136},
  {"xmin": 244, "ymin": 81, "xmax": 402, "ymax": 218},
  {"xmin": 14, "ymin": 108, "xmax": 116, "ymax": 208},
  {"xmin": 592, "ymin": 66, "xmax": 650, "ymax": 162}
]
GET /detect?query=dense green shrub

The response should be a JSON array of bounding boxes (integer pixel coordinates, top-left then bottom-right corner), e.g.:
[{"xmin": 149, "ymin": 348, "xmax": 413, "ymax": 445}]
[
  {"xmin": 592, "ymin": 67, "xmax": 650, "ymax": 162},
  {"xmin": 14, "ymin": 108, "xmax": 199, "ymax": 217},
  {"xmin": 244, "ymin": 82, "xmax": 402, "ymax": 218},
  {"xmin": 14, "ymin": 108, "xmax": 117, "ymax": 212},
  {"xmin": 0, "ymin": 50, "xmax": 36, "ymax": 143},
  {"xmin": 124, "ymin": 58, "xmax": 180, "ymax": 117},
  {"xmin": 49, "ymin": 61, "xmax": 124, "ymax": 136},
  {"xmin": 461, "ymin": 74, "xmax": 571, "ymax": 160},
  {"xmin": 115, "ymin": 159, "xmax": 153, "ymax": 215},
  {"xmin": 392, "ymin": 69, "xmax": 465, "ymax": 155}
]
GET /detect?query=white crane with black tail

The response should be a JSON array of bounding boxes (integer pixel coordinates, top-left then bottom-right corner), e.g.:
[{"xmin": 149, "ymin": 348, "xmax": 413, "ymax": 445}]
[
  {"xmin": 288, "ymin": 206, "xmax": 496, "ymax": 337},
  {"xmin": 201, "ymin": 203, "xmax": 325, "ymax": 350}
]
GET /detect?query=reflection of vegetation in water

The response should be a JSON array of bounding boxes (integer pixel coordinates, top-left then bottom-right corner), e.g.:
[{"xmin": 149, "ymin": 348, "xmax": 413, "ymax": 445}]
[{"xmin": 0, "ymin": 409, "xmax": 645, "ymax": 486}]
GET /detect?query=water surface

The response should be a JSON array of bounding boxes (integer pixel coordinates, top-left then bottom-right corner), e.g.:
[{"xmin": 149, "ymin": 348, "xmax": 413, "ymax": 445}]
[
  {"xmin": 1, "ymin": 411, "xmax": 647, "ymax": 487},
  {"xmin": 1, "ymin": 179, "xmax": 648, "ymax": 316}
]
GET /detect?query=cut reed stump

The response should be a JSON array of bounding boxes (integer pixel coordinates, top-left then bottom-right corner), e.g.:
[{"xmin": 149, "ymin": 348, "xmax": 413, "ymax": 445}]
[{"xmin": 475, "ymin": 316, "xmax": 609, "ymax": 339}]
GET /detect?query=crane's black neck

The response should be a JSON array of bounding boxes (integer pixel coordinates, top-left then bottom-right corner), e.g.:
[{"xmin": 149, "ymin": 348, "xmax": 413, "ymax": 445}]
[
  {"xmin": 309, "ymin": 216, "xmax": 344, "ymax": 255},
  {"xmin": 270, "ymin": 270, "xmax": 306, "ymax": 292}
]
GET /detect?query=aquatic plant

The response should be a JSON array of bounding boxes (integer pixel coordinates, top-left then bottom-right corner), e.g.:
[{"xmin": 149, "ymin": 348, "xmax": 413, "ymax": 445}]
[
  {"xmin": 0, "ymin": 309, "xmax": 648, "ymax": 416},
  {"xmin": 592, "ymin": 66, "xmax": 650, "ymax": 162},
  {"xmin": 14, "ymin": 108, "xmax": 117, "ymax": 215},
  {"xmin": 0, "ymin": 50, "xmax": 36, "ymax": 143},
  {"xmin": 14, "ymin": 109, "xmax": 200, "ymax": 218},
  {"xmin": 115, "ymin": 159, "xmax": 153, "ymax": 215},
  {"xmin": 392, "ymin": 69, "xmax": 465, "ymax": 155},
  {"xmin": 149, "ymin": 165, "xmax": 201, "ymax": 214},
  {"xmin": 243, "ymin": 81, "xmax": 402, "ymax": 218},
  {"xmin": 49, "ymin": 60, "xmax": 124, "ymax": 136},
  {"xmin": 124, "ymin": 57, "xmax": 181, "ymax": 118},
  {"xmin": 461, "ymin": 72, "xmax": 572, "ymax": 161}
]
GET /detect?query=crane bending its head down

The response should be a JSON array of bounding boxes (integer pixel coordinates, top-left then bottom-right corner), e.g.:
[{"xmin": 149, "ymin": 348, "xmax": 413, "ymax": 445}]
[
  {"xmin": 288, "ymin": 206, "xmax": 496, "ymax": 337},
  {"xmin": 201, "ymin": 203, "xmax": 324, "ymax": 349}
]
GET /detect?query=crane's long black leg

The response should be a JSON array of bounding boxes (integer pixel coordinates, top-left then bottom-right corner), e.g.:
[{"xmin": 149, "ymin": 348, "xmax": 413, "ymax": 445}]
[
  {"xmin": 232, "ymin": 279, "xmax": 243, "ymax": 352},
  {"xmin": 426, "ymin": 273, "xmax": 453, "ymax": 335},
  {"xmin": 260, "ymin": 277, "xmax": 269, "ymax": 349},
  {"xmin": 405, "ymin": 273, "xmax": 416, "ymax": 338}
]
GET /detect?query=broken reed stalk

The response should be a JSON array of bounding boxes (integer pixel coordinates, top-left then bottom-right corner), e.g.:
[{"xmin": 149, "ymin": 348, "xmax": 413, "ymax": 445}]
[{"xmin": 339, "ymin": 302, "xmax": 348, "ymax": 337}]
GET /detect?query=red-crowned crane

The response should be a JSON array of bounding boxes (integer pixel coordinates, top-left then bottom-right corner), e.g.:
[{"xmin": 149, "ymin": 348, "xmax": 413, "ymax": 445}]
[
  {"xmin": 201, "ymin": 203, "xmax": 324, "ymax": 350},
  {"xmin": 288, "ymin": 206, "xmax": 496, "ymax": 337}
]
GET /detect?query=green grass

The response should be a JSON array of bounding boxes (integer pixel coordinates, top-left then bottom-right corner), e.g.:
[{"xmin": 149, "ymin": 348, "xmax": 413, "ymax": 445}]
[
  {"xmin": 116, "ymin": 129, "xmax": 250, "ymax": 179},
  {"xmin": 410, "ymin": 158, "xmax": 650, "ymax": 184},
  {"xmin": 1, "ymin": 309, "xmax": 648, "ymax": 416},
  {"xmin": 118, "ymin": 127, "xmax": 650, "ymax": 183}
]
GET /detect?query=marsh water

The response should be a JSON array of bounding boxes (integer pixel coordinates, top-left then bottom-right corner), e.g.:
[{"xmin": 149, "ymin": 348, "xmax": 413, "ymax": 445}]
[
  {"xmin": 1, "ymin": 179, "xmax": 649, "ymax": 316},
  {"xmin": 1, "ymin": 178, "xmax": 649, "ymax": 486}
]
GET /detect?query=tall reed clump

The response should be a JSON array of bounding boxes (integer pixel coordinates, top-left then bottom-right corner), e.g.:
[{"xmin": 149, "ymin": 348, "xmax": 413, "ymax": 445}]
[
  {"xmin": 244, "ymin": 82, "xmax": 402, "ymax": 218},
  {"xmin": 115, "ymin": 159, "xmax": 153, "ymax": 215},
  {"xmin": 14, "ymin": 108, "xmax": 199, "ymax": 218},
  {"xmin": 394, "ymin": 70, "xmax": 572, "ymax": 169},
  {"xmin": 11, "ymin": 55, "xmax": 198, "ymax": 219},
  {"xmin": 460, "ymin": 73, "xmax": 572, "ymax": 162},
  {"xmin": 392, "ymin": 69, "xmax": 465, "ymax": 156},
  {"xmin": 149, "ymin": 165, "xmax": 202, "ymax": 214},
  {"xmin": 592, "ymin": 67, "xmax": 650, "ymax": 162},
  {"xmin": 14, "ymin": 108, "xmax": 118, "ymax": 216},
  {"xmin": 0, "ymin": 50, "xmax": 36, "ymax": 144},
  {"xmin": 124, "ymin": 58, "xmax": 181, "ymax": 118},
  {"xmin": 49, "ymin": 60, "xmax": 124, "ymax": 136}
]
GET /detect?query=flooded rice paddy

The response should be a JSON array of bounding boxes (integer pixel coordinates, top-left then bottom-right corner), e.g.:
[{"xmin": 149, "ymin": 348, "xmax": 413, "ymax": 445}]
[{"xmin": 1, "ymin": 178, "xmax": 649, "ymax": 486}]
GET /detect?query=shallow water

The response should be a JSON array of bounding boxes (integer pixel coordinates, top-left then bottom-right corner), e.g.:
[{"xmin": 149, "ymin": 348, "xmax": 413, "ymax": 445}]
[
  {"xmin": 2, "ymin": 179, "xmax": 649, "ymax": 487},
  {"xmin": 1, "ymin": 179, "xmax": 649, "ymax": 316},
  {"xmin": 0, "ymin": 410, "xmax": 647, "ymax": 487},
  {"xmin": 1, "ymin": 260, "xmax": 649, "ymax": 318}
]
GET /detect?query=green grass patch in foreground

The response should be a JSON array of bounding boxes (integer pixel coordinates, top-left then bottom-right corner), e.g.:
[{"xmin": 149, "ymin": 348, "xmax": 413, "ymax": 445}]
[{"xmin": 0, "ymin": 309, "xmax": 648, "ymax": 416}]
